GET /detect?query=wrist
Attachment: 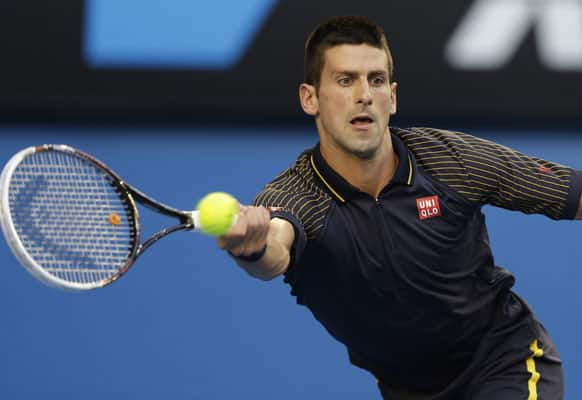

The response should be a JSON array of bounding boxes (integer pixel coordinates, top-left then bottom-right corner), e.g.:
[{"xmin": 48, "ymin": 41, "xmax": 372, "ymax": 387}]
[{"xmin": 229, "ymin": 244, "xmax": 267, "ymax": 262}]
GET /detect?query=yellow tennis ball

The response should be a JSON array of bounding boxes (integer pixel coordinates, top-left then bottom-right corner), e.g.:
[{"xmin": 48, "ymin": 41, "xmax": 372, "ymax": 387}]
[{"xmin": 197, "ymin": 192, "xmax": 239, "ymax": 236}]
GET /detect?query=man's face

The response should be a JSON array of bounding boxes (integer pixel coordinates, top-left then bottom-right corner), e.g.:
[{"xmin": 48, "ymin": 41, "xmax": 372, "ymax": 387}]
[{"xmin": 301, "ymin": 44, "xmax": 397, "ymax": 160}]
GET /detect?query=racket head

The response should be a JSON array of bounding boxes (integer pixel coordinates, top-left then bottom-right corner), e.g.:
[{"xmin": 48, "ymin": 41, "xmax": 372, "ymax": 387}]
[{"xmin": 0, "ymin": 145, "xmax": 140, "ymax": 290}]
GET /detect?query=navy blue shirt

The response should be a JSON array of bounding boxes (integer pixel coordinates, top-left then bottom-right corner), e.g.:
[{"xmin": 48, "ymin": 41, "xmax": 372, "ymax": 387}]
[{"xmin": 254, "ymin": 127, "xmax": 582, "ymax": 391}]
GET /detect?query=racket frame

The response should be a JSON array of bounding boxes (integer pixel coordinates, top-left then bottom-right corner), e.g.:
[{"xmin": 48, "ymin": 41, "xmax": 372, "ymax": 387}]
[{"xmin": 0, "ymin": 144, "xmax": 201, "ymax": 290}]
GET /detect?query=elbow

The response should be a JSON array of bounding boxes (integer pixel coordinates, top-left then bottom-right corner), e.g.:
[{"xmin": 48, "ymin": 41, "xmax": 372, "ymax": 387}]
[
  {"xmin": 232, "ymin": 242, "xmax": 290, "ymax": 281},
  {"xmin": 248, "ymin": 270, "xmax": 279, "ymax": 281},
  {"xmin": 245, "ymin": 264, "xmax": 286, "ymax": 281},
  {"xmin": 244, "ymin": 257, "xmax": 288, "ymax": 281}
]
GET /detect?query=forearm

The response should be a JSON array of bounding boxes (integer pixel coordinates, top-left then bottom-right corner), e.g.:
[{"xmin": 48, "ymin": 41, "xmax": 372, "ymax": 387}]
[{"xmin": 234, "ymin": 238, "xmax": 289, "ymax": 281}]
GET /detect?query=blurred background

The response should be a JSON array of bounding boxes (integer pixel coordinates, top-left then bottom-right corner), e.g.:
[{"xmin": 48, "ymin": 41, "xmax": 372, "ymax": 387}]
[{"xmin": 0, "ymin": 1, "xmax": 581, "ymax": 399}]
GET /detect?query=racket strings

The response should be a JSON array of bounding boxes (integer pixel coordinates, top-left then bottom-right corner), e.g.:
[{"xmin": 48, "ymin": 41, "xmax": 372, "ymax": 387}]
[{"xmin": 8, "ymin": 150, "xmax": 136, "ymax": 285}]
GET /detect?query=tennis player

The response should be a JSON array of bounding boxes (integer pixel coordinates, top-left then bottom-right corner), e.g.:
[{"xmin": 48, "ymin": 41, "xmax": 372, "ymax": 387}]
[{"xmin": 218, "ymin": 16, "xmax": 579, "ymax": 399}]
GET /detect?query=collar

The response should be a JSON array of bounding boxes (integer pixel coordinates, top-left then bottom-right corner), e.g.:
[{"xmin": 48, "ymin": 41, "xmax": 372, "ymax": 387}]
[{"xmin": 310, "ymin": 132, "xmax": 415, "ymax": 203}]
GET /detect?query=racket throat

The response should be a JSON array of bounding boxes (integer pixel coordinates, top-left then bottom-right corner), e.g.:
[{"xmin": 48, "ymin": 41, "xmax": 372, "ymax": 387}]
[{"xmin": 135, "ymin": 223, "xmax": 194, "ymax": 259}]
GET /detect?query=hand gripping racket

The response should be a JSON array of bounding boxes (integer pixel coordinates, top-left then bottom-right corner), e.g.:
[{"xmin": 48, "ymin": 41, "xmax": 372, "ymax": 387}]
[{"xmin": 0, "ymin": 144, "xmax": 204, "ymax": 290}]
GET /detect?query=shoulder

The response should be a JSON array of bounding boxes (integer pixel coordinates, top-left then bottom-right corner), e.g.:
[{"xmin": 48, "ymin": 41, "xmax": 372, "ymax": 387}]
[
  {"xmin": 254, "ymin": 150, "xmax": 322, "ymax": 203},
  {"xmin": 392, "ymin": 126, "xmax": 481, "ymax": 154},
  {"xmin": 253, "ymin": 149, "xmax": 333, "ymax": 240},
  {"xmin": 392, "ymin": 126, "xmax": 490, "ymax": 204},
  {"xmin": 392, "ymin": 126, "xmax": 508, "ymax": 173},
  {"xmin": 392, "ymin": 126, "xmax": 472, "ymax": 178}
]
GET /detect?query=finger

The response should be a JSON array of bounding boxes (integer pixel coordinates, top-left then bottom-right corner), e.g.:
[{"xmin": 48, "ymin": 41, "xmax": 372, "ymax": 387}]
[
  {"xmin": 229, "ymin": 206, "xmax": 270, "ymax": 255},
  {"xmin": 233, "ymin": 209, "xmax": 261, "ymax": 254},
  {"xmin": 245, "ymin": 206, "xmax": 270, "ymax": 247},
  {"xmin": 217, "ymin": 209, "xmax": 248, "ymax": 249}
]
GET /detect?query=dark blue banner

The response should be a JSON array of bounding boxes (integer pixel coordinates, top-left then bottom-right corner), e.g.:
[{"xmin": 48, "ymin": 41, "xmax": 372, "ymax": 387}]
[{"xmin": 0, "ymin": 1, "xmax": 580, "ymax": 123}]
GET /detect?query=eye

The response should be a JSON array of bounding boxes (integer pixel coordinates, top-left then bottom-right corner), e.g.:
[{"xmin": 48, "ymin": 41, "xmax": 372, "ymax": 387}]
[
  {"xmin": 337, "ymin": 77, "xmax": 352, "ymax": 86},
  {"xmin": 371, "ymin": 76, "xmax": 387, "ymax": 86}
]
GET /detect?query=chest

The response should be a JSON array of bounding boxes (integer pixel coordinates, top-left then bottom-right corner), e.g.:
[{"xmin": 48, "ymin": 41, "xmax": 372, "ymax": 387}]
[{"xmin": 317, "ymin": 176, "xmax": 486, "ymax": 282}]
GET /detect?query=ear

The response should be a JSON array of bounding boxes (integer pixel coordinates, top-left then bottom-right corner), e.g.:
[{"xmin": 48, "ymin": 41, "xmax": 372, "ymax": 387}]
[
  {"xmin": 389, "ymin": 81, "xmax": 398, "ymax": 115},
  {"xmin": 299, "ymin": 83, "xmax": 319, "ymax": 116}
]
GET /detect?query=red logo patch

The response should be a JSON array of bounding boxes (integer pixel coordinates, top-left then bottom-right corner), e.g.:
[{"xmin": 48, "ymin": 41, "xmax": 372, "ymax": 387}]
[{"xmin": 416, "ymin": 195, "xmax": 441, "ymax": 221}]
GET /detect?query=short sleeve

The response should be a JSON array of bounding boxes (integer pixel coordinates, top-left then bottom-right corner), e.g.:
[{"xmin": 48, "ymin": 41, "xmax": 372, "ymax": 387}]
[
  {"xmin": 396, "ymin": 127, "xmax": 581, "ymax": 220},
  {"xmin": 253, "ymin": 151, "xmax": 333, "ymax": 267}
]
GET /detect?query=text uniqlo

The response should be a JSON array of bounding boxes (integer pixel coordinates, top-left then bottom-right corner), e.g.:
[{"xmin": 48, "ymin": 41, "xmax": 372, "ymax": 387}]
[{"xmin": 416, "ymin": 196, "xmax": 441, "ymax": 220}]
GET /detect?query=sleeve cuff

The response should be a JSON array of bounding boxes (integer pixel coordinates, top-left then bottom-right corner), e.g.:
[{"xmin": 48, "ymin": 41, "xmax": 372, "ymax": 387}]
[{"xmin": 562, "ymin": 169, "xmax": 582, "ymax": 219}]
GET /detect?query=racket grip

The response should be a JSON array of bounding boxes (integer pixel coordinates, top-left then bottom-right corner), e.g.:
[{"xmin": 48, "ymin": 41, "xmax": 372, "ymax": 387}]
[{"xmin": 189, "ymin": 211, "xmax": 202, "ymax": 232}]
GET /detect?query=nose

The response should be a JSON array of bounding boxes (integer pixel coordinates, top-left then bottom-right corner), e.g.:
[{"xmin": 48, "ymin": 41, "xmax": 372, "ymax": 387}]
[{"xmin": 356, "ymin": 79, "xmax": 373, "ymax": 106}]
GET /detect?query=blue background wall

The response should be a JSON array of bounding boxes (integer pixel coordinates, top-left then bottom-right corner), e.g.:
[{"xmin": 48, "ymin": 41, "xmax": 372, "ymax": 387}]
[{"xmin": 0, "ymin": 124, "xmax": 580, "ymax": 399}]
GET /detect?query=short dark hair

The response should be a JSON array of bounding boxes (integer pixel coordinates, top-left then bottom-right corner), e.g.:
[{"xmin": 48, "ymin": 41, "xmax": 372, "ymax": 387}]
[{"xmin": 304, "ymin": 16, "xmax": 394, "ymax": 89}]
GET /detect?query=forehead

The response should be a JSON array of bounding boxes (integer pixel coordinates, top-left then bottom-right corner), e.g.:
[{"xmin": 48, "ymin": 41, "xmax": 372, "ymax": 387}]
[{"xmin": 321, "ymin": 44, "xmax": 389, "ymax": 74}]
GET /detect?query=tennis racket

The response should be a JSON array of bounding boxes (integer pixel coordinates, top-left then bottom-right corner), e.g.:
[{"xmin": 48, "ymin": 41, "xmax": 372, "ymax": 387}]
[{"xmin": 0, "ymin": 144, "xmax": 205, "ymax": 291}]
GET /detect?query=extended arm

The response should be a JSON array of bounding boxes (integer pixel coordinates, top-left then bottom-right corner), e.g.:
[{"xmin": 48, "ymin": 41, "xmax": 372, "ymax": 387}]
[{"xmin": 399, "ymin": 128, "xmax": 582, "ymax": 220}]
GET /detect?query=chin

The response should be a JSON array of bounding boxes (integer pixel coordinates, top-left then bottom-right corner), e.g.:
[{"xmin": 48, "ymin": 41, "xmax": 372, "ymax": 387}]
[
  {"xmin": 345, "ymin": 143, "xmax": 379, "ymax": 160},
  {"xmin": 351, "ymin": 137, "xmax": 384, "ymax": 160},
  {"xmin": 354, "ymin": 148, "xmax": 378, "ymax": 160}
]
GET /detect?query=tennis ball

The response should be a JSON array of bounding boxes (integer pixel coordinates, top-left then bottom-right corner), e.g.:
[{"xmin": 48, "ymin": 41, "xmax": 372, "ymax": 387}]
[{"xmin": 197, "ymin": 192, "xmax": 239, "ymax": 236}]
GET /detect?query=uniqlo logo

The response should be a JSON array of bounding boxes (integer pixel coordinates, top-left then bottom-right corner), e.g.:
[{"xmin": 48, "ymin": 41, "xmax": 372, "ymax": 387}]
[{"xmin": 416, "ymin": 195, "xmax": 441, "ymax": 221}]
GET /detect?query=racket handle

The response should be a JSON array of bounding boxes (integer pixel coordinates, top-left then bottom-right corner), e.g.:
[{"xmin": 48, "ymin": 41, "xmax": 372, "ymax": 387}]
[{"xmin": 189, "ymin": 211, "xmax": 202, "ymax": 232}]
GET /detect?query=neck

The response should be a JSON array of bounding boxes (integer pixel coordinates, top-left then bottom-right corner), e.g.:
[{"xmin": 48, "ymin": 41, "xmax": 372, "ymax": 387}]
[{"xmin": 320, "ymin": 131, "xmax": 398, "ymax": 198}]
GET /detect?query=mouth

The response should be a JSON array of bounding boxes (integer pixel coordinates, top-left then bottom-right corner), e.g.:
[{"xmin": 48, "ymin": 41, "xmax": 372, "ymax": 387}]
[{"xmin": 350, "ymin": 115, "xmax": 375, "ymax": 128}]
